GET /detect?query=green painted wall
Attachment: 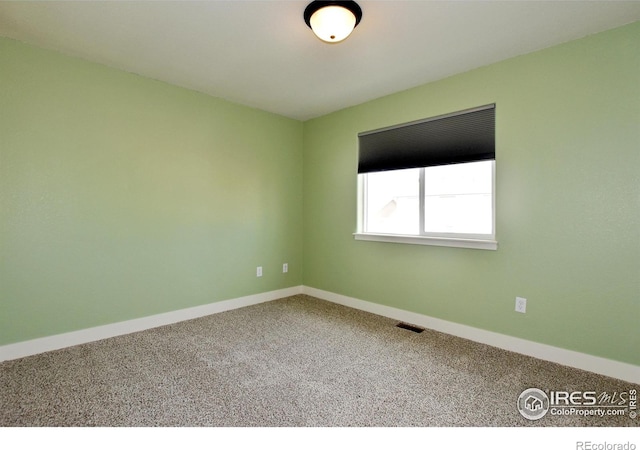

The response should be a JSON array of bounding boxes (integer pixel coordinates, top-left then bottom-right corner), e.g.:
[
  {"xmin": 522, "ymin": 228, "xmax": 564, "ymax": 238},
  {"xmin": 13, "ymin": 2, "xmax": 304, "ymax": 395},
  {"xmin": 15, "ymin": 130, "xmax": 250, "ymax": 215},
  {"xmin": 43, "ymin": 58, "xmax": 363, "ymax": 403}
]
[
  {"xmin": 303, "ymin": 22, "xmax": 640, "ymax": 365},
  {"xmin": 0, "ymin": 38, "xmax": 303, "ymax": 345},
  {"xmin": 2, "ymin": 22, "xmax": 639, "ymax": 367}
]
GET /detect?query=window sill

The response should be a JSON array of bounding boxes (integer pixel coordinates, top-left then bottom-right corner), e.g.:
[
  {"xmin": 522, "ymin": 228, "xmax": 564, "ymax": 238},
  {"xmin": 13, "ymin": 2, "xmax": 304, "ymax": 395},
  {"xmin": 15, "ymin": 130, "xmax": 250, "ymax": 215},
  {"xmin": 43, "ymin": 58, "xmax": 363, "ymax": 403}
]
[{"xmin": 353, "ymin": 233, "xmax": 498, "ymax": 250}]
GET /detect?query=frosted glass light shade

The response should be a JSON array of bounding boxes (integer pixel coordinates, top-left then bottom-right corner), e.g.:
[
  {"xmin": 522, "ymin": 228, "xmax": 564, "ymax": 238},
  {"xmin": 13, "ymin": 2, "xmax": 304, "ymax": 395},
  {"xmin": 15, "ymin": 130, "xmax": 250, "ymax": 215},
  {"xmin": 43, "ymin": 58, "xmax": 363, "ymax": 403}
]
[
  {"xmin": 310, "ymin": 5, "xmax": 356, "ymax": 43},
  {"xmin": 304, "ymin": 1, "xmax": 362, "ymax": 44}
]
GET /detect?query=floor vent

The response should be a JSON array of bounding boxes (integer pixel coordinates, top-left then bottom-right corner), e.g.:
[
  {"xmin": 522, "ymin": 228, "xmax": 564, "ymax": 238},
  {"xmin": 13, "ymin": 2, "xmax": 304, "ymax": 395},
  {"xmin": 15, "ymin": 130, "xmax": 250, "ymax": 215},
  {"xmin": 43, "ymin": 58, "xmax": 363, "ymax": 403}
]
[{"xmin": 396, "ymin": 322, "xmax": 425, "ymax": 333}]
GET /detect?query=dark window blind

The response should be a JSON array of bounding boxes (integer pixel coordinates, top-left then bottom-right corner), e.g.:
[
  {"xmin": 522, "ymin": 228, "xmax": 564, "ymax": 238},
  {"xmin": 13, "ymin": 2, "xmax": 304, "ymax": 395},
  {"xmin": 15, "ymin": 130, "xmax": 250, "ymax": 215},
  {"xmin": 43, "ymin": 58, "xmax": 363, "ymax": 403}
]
[{"xmin": 358, "ymin": 104, "xmax": 495, "ymax": 174}]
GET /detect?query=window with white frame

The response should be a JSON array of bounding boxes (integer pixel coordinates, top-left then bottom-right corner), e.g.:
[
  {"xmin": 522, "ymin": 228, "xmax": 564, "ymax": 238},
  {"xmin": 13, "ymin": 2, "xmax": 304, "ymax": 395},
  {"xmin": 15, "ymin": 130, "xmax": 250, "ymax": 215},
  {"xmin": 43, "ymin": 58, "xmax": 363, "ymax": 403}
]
[{"xmin": 355, "ymin": 105, "xmax": 497, "ymax": 250}]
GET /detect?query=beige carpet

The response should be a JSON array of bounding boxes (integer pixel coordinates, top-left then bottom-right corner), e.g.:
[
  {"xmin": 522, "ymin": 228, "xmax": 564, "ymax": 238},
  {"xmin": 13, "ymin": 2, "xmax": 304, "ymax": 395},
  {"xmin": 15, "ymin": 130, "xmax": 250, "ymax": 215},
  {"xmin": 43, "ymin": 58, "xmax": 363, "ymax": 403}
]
[{"xmin": 1, "ymin": 295, "xmax": 638, "ymax": 426}]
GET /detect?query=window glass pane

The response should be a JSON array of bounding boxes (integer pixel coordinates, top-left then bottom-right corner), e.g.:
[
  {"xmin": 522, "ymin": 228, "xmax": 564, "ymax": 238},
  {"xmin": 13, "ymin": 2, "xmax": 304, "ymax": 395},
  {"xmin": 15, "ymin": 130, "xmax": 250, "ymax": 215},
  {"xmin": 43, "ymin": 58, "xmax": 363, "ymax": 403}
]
[
  {"xmin": 423, "ymin": 161, "xmax": 493, "ymax": 235},
  {"xmin": 365, "ymin": 168, "xmax": 420, "ymax": 235}
]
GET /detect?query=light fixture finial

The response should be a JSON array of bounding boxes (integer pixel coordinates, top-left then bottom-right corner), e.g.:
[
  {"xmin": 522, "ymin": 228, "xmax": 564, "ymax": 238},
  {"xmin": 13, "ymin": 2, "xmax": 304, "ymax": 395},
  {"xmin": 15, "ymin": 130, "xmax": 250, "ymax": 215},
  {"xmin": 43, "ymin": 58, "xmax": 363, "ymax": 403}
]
[{"xmin": 304, "ymin": 1, "xmax": 363, "ymax": 44}]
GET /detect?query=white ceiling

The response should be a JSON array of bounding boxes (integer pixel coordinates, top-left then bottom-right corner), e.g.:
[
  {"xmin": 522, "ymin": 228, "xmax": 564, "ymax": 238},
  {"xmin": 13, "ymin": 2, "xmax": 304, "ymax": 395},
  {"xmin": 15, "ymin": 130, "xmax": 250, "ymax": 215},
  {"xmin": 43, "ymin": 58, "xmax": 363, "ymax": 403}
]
[{"xmin": 1, "ymin": 1, "xmax": 639, "ymax": 121}]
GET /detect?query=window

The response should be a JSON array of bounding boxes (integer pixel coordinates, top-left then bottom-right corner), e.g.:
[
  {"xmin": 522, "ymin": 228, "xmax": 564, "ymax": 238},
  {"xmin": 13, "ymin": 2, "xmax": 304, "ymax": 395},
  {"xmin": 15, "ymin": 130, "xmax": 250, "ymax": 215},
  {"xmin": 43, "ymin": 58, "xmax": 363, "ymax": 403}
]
[{"xmin": 355, "ymin": 105, "xmax": 497, "ymax": 250}]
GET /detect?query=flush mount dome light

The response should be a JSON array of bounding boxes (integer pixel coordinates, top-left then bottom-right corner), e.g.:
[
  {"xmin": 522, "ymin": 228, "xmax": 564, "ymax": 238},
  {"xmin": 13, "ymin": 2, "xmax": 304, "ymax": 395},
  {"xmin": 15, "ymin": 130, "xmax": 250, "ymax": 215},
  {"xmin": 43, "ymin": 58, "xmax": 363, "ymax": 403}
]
[{"xmin": 304, "ymin": 1, "xmax": 362, "ymax": 43}]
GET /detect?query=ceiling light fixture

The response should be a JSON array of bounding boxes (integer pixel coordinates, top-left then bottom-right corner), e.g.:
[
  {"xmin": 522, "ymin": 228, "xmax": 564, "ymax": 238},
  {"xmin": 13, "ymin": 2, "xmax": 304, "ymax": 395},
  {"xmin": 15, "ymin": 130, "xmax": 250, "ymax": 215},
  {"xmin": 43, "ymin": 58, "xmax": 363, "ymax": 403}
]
[{"xmin": 304, "ymin": 1, "xmax": 363, "ymax": 44}]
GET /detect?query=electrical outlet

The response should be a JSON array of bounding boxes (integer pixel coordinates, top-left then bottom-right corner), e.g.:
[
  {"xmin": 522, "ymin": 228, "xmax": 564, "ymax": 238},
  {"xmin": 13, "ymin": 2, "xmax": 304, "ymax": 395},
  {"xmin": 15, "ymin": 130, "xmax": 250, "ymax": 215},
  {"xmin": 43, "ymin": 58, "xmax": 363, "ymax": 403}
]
[
  {"xmin": 515, "ymin": 297, "xmax": 527, "ymax": 314},
  {"xmin": 283, "ymin": 263, "xmax": 288, "ymax": 273},
  {"xmin": 257, "ymin": 266, "xmax": 262, "ymax": 277}
]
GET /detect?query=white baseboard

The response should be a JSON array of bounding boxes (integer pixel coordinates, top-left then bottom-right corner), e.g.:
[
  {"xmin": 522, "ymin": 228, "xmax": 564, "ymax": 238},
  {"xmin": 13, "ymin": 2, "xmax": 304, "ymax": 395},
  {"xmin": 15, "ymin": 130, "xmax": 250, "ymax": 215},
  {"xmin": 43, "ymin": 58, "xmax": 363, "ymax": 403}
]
[
  {"xmin": 302, "ymin": 286, "xmax": 640, "ymax": 384},
  {"xmin": 0, "ymin": 285, "xmax": 304, "ymax": 362},
  {"xmin": 2, "ymin": 284, "xmax": 637, "ymax": 384}
]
